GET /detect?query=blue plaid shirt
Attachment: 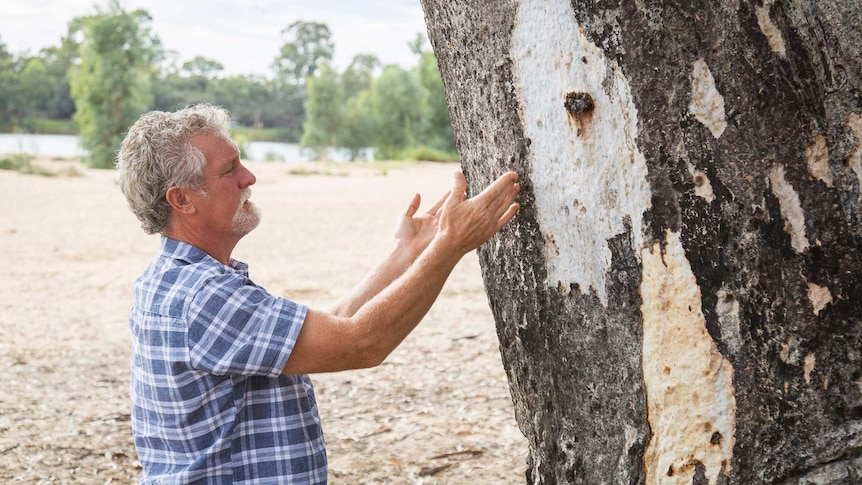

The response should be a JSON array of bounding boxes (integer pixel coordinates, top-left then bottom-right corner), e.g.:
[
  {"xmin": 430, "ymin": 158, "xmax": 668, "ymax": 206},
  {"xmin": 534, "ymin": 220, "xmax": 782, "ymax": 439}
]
[{"xmin": 129, "ymin": 237, "xmax": 327, "ymax": 484}]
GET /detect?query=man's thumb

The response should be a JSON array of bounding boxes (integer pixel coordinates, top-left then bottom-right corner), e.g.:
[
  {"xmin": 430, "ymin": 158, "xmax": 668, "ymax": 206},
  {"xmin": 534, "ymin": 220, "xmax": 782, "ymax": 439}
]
[{"xmin": 447, "ymin": 171, "xmax": 467, "ymax": 206}]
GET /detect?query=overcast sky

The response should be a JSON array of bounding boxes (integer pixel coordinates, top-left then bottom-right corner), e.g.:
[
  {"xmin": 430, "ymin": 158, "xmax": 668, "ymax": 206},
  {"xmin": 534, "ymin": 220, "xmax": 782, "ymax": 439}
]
[{"xmin": 0, "ymin": 0, "xmax": 429, "ymax": 76}]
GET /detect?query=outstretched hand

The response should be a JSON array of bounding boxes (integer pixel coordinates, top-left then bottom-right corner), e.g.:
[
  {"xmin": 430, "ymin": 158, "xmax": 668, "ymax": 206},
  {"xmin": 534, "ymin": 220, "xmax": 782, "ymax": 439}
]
[
  {"xmin": 394, "ymin": 191, "xmax": 448, "ymax": 259},
  {"xmin": 436, "ymin": 171, "xmax": 521, "ymax": 255}
]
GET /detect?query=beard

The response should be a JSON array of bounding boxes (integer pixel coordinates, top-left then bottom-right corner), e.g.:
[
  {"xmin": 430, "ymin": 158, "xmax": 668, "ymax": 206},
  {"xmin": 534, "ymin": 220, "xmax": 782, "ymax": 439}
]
[{"xmin": 232, "ymin": 188, "xmax": 261, "ymax": 236}]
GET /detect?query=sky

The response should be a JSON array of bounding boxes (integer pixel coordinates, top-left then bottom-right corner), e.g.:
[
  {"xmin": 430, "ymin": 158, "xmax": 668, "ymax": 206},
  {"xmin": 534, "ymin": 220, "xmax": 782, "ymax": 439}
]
[{"xmin": 0, "ymin": 0, "xmax": 429, "ymax": 76}]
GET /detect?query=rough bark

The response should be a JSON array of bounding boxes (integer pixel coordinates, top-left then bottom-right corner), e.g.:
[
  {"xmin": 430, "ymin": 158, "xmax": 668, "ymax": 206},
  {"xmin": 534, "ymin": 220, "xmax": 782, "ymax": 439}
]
[{"xmin": 420, "ymin": 0, "xmax": 862, "ymax": 483}]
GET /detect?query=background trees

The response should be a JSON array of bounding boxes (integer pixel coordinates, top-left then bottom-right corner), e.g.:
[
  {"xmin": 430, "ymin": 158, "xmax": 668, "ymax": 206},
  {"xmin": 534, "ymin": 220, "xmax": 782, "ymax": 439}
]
[
  {"xmin": 0, "ymin": 38, "xmax": 20, "ymax": 127},
  {"xmin": 0, "ymin": 7, "xmax": 455, "ymax": 164},
  {"xmin": 366, "ymin": 65, "xmax": 425, "ymax": 160},
  {"xmin": 68, "ymin": 2, "xmax": 157, "ymax": 168},
  {"xmin": 271, "ymin": 21, "xmax": 335, "ymax": 141},
  {"xmin": 300, "ymin": 63, "xmax": 344, "ymax": 160}
]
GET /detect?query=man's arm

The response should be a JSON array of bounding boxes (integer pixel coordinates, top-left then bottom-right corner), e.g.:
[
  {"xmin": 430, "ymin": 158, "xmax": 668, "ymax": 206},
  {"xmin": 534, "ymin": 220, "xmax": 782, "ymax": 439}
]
[
  {"xmin": 329, "ymin": 191, "xmax": 447, "ymax": 318},
  {"xmin": 282, "ymin": 171, "xmax": 520, "ymax": 375}
]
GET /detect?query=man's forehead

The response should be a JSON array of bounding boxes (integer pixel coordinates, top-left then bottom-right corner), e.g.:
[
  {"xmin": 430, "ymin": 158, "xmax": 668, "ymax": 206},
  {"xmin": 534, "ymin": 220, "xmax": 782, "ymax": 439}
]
[{"xmin": 190, "ymin": 133, "xmax": 239, "ymax": 165}]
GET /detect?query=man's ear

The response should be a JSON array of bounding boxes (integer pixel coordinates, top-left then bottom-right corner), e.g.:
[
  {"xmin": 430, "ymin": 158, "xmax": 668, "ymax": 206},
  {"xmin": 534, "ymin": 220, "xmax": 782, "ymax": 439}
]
[{"xmin": 165, "ymin": 186, "xmax": 197, "ymax": 215}]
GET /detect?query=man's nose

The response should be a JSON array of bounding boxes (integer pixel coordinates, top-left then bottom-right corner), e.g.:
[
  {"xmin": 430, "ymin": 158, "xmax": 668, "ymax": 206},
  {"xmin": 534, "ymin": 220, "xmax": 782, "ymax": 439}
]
[{"xmin": 240, "ymin": 163, "xmax": 256, "ymax": 187}]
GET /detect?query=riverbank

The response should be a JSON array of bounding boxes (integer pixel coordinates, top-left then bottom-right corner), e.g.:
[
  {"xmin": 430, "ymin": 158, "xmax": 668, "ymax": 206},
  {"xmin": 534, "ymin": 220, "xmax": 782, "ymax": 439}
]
[{"xmin": 0, "ymin": 158, "xmax": 527, "ymax": 483}]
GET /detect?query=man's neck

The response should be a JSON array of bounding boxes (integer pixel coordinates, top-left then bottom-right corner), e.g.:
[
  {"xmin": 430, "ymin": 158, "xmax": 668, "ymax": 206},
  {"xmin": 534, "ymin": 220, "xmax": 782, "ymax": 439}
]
[{"xmin": 164, "ymin": 223, "xmax": 239, "ymax": 266}]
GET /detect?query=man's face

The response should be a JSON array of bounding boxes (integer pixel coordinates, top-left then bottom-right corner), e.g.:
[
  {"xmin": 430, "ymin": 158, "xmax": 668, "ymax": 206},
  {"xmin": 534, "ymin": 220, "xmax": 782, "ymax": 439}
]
[{"xmin": 188, "ymin": 133, "xmax": 260, "ymax": 237}]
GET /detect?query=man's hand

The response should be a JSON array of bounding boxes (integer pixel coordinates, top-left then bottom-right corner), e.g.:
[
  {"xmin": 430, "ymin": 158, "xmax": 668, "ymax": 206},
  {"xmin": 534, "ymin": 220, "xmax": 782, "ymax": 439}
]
[
  {"xmin": 394, "ymin": 191, "xmax": 448, "ymax": 261},
  {"xmin": 285, "ymin": 170, "xmax": 521, "ymax": 374},
  {"xmin": 435, "ymin": 171, "xmax": 521, "ymax": 256}
]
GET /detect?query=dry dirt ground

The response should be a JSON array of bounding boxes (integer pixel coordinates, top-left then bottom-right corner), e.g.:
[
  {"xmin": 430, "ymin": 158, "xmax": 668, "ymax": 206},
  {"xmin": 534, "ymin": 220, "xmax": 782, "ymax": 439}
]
[{"xmin": 0, "ymin": 159, "xmax": 528, "ymax": 484}]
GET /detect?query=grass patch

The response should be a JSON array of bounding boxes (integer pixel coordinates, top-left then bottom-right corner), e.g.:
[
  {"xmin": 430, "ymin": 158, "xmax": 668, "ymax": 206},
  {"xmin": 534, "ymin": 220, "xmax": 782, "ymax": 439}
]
[
  {"xmin": 0, "ymin": 154, "xmax": 56, "ymax": 177},
  {"xmin": 287, "ymin": 166, "xmax": 348, "ymax": 177},
  {"xmin": 401, "ymin": 146, "xmax": 459, "ymax": 163},
  {"xmin": 359, "ymin": 159, "xmax": 418, "ymax": 176},
  {"xmin": 285, "ymin": 160, "xmax": 415, "ymax": 177}
]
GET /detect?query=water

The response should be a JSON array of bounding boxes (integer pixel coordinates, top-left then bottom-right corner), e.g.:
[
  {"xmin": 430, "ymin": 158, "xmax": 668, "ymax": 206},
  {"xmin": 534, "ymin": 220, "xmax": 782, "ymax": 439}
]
[
  {"xmin": 0, "ymin": 133, "xmax": 336, "ymax": 162},
  {"xmin": 0, "ymin": 133, "xmax": 87, "ymax": 158},
  {"xmin": 245, "ymin": 142, "xmax": 373, "ymax": 162},
  {"xmin": 245, "ymin": 140, "xmax": 306, "ymax": 162}
]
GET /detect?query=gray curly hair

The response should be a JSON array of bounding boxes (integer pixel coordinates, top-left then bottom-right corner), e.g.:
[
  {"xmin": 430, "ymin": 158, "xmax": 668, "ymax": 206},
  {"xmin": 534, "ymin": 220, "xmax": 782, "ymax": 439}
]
[{"xmin": 116, "ymin": 104, "xmax": 232, "ymax": 234}]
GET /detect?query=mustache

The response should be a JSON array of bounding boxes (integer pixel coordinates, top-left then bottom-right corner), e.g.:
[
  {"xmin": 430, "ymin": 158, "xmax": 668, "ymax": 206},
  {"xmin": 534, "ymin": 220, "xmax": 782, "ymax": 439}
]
[{"xmin": 239, "ymin": 188, "xmax": 252, "ymax": 205}]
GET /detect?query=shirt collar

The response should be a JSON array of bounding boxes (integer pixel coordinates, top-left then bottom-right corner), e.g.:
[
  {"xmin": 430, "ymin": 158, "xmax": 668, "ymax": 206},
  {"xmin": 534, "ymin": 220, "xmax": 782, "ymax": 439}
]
[{"xmin": 159, "ymin": 236, "xmax": 249, "ymax": 276}]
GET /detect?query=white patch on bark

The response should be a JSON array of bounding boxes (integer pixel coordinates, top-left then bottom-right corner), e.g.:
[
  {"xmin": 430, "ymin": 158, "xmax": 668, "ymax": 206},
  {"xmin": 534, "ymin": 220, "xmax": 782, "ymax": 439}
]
[
  {"xmin": 641, "ymin": 230, "xmax": 736, "ymax": 485},
  {"xmin": 687, "ymin": 163, "xmax": 716, "ymax": 203},
  {"xmin": 756, "ymin": 2, "xmax": 787, "ymax": 58},
  {"xmin": 807, "ymin": 282, "xmax": 833, "ymax": 315},
  {"xmin": 805, "ymin": 133, "xmax": 833, "ymax": 187},
  {"xmin": 511, "ymin": 0, "xmax": 651, "ymax": 305},
  {"xmin": 689, "ymin": 59, "xmax": 728, "ymax": 139},
  {"xmin": 848, "ymin": 113, "xmax": 862, "ymax": 197},
  {"xmin": 768, "ymin": 165, "xmax": 810, "ymax": 253},
  {"xmin": 715, "ymin": 287, "xmax": 742, "ymax": 355},
  {"xmin": 803, "ymin": 353, "xmax": 816, "ymax": 384}
]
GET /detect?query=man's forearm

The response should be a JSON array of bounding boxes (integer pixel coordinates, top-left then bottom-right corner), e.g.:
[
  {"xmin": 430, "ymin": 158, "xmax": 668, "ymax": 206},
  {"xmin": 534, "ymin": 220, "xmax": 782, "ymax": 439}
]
[
  {"xmin": 329, "ymin": 242, "xmax": 416, "ymax": 318},
  {"xmin": 347, "ymin": 237, "xmax": 462, "ymax": 367},
  {"xmin": 283, "ymin": 237, "xmax": 461, "ymax": 374}
]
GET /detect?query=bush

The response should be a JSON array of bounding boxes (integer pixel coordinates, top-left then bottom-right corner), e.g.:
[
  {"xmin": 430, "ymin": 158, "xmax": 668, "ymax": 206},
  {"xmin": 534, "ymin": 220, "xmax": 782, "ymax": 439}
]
[
  {"xmin": 231, "ymin": 125, "xmax": 293, "ymax": 142},
  {"xmin": 401, "ymin": 145, "xmax": 459, "ymax": 163},
  {"xmin": 0, "ymin": 154, "xmax": 55, "ymax": 176},
  {"xmin": 28, "ymin": 118, "xmax": 79, "ymax": 135}
]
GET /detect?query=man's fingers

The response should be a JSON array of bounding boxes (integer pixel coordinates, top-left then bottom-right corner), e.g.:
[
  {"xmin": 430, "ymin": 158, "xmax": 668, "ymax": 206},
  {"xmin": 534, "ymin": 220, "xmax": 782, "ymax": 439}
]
[
  {"xmin": 475, "ymin": 171, "xmax": 520, "ymax": 206},
  {"xmin": 492, "ymin": 183, "xmax": 521, "ymax": 219},
  {"xmin": 404, "ymin": 193, "xmax": 421, "ymax": 218},
  {"xmin": 495, "ymin": 202, "xmax": 521, "ymax": 230}
]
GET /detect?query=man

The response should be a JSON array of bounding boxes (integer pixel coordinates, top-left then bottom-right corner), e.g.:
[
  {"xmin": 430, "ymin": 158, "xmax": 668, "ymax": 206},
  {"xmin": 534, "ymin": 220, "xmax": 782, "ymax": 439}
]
[{"xmin": 116, "ymin": 103, "xmax": 520, "ymax": 484}]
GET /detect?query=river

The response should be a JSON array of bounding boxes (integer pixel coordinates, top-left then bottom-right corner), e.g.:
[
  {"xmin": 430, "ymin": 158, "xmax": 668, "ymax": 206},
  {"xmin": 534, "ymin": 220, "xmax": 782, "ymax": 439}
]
[{"xmin": 0, "ymin": 133, "xmax": 357, "ymax": 162}]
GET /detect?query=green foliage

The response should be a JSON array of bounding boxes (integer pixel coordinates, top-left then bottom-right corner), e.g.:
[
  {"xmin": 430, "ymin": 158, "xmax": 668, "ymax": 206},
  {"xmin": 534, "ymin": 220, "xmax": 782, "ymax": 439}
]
[
  {"xmin": 368, "ymin": 65, "xmax": 424, "ymax": 159},
  {"xmin": 151, "ymin": 56, "xmax": 223, "ymax": 113},
  {"xmin": 416, "ymin": 50, "xmax": 456, "ymax": 153},
  {"xmin": 0, "ymin": 48, "xmax": 74, "ymax": 131},
  {"xmin": 19, "ymin": 58, "xmax": 53, "ymax": 113},
  {"xmin": 209, "ymin": 75, "xmax": 274, "ymax": 129},
  {"xmin": 402, "ymin": 145, "xmax": 459, "ymax": 163},
  {"xmin": 69, "ymin": 1, "xmax": 156, "ymax": 168},
  {"xmin": 288, "ymin": 34, "xmax": 455, "ymax": 162},
  {"xmin": 269, "ymin": 21, "xmax": 336, "ymax": 140},
  {"xmin": 341, "ymin": 54, "xmax": 380, "ymax": 98},
  {"xmin": 1, "ymin": 17, "xmax": 456, "ymax": 165},
  {"xmin": 0, "ymin": 153, "xmax": 55, "ymax": 176},
  {"xmin": 273, "ymin": 21, "xmax": 334, "ymax": 87},
  {"xmin": 0, "ymin": 37, "xmax": 19, "ymax": 122},
  {"xmin": 301, "ymin": 64, "xmax": 344, "ymax": 160},
  {"xmin": 230, "ymin": 125, "xmax": 292, "ymax": 142},
  {"xmin": 27, "ymin": 118, "xmax": 79, "ymax": 134},
  {"xmin": 339, "ymin": 89, "xmax": 376, "ymax": 161}
]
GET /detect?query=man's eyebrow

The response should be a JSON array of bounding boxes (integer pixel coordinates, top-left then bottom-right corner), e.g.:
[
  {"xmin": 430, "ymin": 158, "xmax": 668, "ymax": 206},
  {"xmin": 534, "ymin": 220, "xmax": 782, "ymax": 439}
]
[{"xmin": 220, "ymin": 155, "xmax": 238, "ymax": 172}]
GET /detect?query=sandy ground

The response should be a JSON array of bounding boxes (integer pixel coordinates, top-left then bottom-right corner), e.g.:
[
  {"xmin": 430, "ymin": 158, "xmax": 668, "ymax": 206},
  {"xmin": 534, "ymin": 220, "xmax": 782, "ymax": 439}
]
[{"xmin": 0, "ymin": 159, "xmax": 528, "ymax": 484}]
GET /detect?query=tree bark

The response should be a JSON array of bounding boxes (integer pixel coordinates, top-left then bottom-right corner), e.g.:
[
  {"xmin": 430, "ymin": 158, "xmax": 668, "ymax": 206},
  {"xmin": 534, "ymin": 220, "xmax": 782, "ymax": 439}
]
[{"xmin": 420, "ymin": 0, "xmax": 862, "ymax": 483}]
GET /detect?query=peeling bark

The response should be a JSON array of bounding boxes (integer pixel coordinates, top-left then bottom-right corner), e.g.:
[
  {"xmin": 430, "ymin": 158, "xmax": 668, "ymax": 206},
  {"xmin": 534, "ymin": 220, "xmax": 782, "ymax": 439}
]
[{"xmin": 421, "ymin": 0, "xmax": 862, "ymax": 483}]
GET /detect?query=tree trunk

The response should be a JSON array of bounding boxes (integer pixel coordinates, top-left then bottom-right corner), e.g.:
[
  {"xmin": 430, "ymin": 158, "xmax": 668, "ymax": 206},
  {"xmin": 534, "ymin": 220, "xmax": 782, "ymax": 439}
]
[{"xmin": 420, "ymin": 0, "xmax": 862, "ymax": 483}]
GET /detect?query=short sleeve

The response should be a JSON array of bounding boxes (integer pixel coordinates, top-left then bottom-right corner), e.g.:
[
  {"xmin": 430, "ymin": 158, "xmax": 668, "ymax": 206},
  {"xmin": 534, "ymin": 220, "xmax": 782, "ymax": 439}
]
[{"xmin": 186, "ymin": 271, "xmax": 307, "ymax": 378}]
